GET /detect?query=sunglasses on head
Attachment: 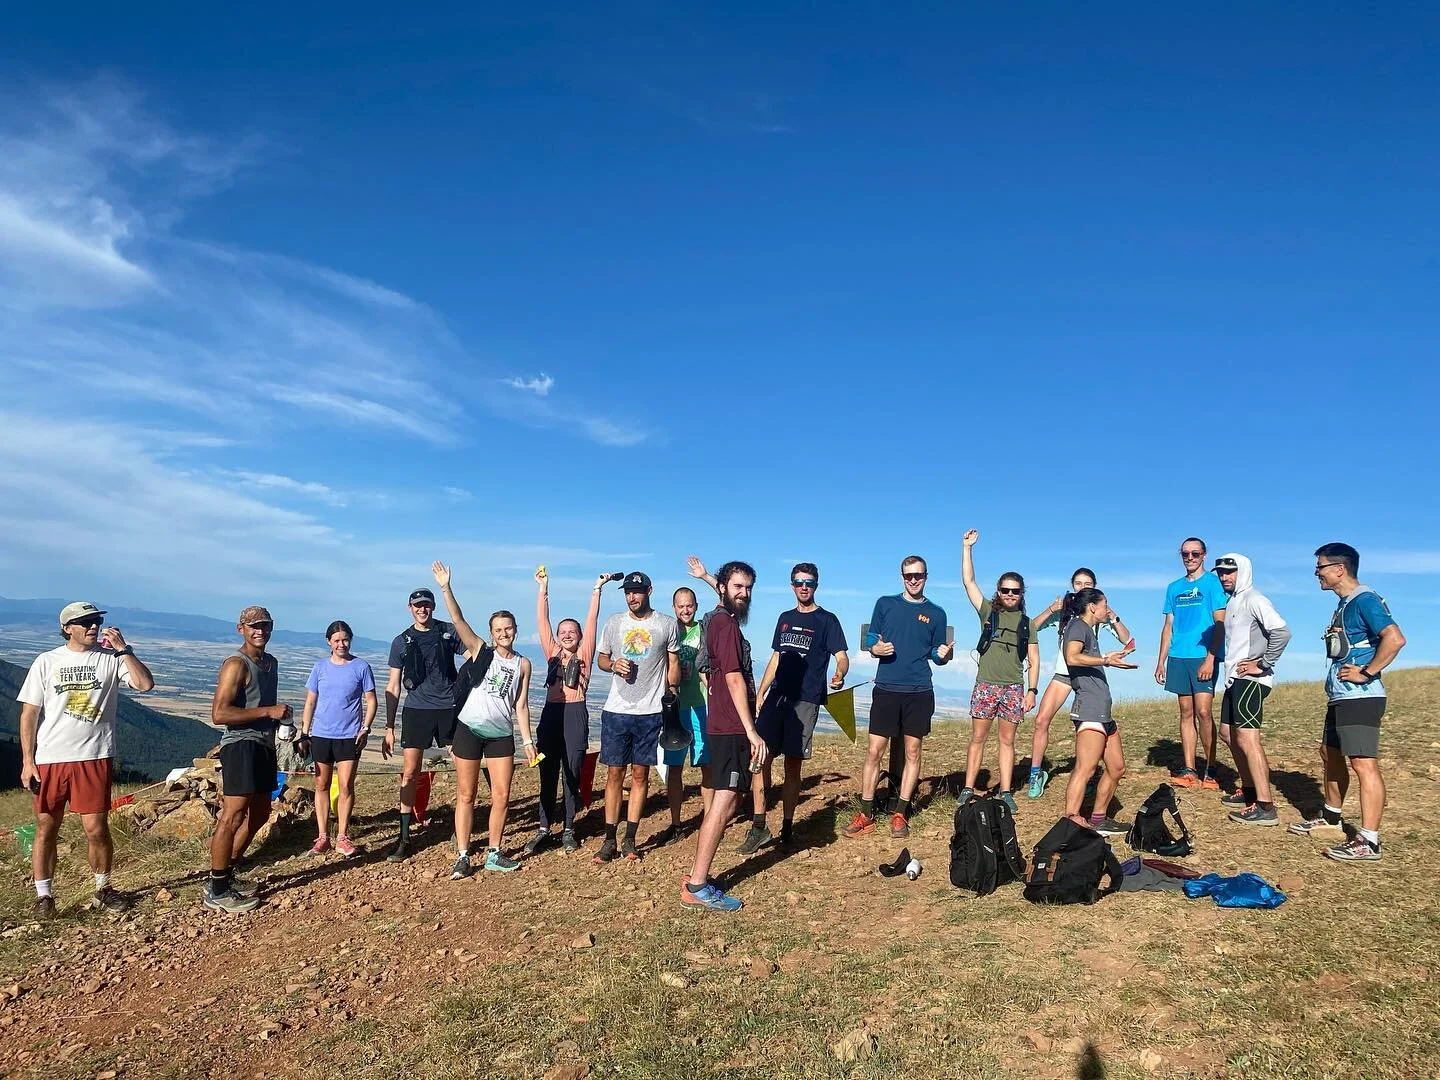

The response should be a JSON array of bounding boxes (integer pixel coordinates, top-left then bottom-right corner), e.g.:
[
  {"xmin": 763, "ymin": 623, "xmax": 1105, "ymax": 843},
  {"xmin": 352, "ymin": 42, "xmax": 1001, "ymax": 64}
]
[
  {"xmin": 69, "ymin": 616, "xmax": 104, "ymax": 629},
  {"xmin": 998, "ymin": 587, "xmax": 1022, "ymax": 596},
  {"xmin": 792, "ymin": 579, "xmax": 817, "ymax": 589},
  {"xmin": 903, "ymin": 572, "xmax": 927, "ymax": 582}
]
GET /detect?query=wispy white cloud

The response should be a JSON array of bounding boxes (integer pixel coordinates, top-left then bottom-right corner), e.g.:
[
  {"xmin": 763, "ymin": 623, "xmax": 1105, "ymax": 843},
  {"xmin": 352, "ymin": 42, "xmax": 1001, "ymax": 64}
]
[
  {"xmin": 442, "ymin": 486, "xmax": 473, "ymax": 502},
  {"xmin": 218, "ymin": 469, "xmax": 349, "ymax": 508},
  {"xmin": 503, "ymin": 373, "xmax": 554, "ymax": 397}
]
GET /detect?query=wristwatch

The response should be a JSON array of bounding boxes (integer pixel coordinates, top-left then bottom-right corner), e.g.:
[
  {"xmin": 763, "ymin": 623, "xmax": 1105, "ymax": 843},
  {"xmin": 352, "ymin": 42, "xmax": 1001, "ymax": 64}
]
[
  {"xmin": 115, "ymin": 645, "xmax": 135, "ymax": 657},
  {"xmin": 1027, "ymin": 686, "xmax": 1038, "ymax": 694},
  {"xmin": 1360, "ymin": 667, "xmax": 1378, "ymax": 681}
]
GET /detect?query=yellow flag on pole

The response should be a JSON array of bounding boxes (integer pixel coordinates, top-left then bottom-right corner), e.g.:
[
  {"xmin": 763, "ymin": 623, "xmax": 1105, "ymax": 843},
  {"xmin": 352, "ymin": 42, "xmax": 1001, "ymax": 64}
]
[{"xmin": 824, "ymin": 686, "xmax": 859, "ymax": 743}]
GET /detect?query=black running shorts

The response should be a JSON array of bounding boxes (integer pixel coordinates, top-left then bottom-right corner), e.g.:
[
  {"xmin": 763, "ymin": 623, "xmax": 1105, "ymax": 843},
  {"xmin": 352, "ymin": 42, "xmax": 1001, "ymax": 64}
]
[
  {"xmin": 310, "ymin": 735, "xmax": 361, "ymax": 764},
  {"xmin": 401, "ymin": 706, "xmax": 457, "ymax": 750},
  {"xmin": 451, "ymin": 723, "xmax": 516, "ymax": 761},
  {"xmin": 708, "ymin": 733, "xmax": 752, "ymax": 792},
  {"xmin": 867, "ymin": 688, "xmax": 934, "ymax": 740},
  {"xmin": 219, "ymin": 740, "xmax": 278, "ymax": 798}
]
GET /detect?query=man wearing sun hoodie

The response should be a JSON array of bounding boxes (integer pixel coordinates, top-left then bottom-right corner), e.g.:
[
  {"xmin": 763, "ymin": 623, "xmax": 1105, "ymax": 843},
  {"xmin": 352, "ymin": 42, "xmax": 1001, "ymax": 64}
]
[{"xmin": 1212, "ymin": 553, "xmax": 1292, "ymax": 827}]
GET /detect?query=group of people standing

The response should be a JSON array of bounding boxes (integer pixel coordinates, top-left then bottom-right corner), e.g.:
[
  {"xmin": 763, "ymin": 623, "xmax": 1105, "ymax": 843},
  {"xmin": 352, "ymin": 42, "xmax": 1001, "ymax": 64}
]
[{"xmin": 13, "ymin": 536, "xmax": 1407, "ymax": 919}]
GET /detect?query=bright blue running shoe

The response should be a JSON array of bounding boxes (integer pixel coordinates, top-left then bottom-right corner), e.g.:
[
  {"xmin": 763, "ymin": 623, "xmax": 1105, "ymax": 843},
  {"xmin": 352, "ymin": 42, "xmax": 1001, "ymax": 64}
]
[
  {"xmin": 1026, "ymin": 770, "xmax": 1049, "ymax": 799},
  {"xmin": 681, "ymin": 881, "xmax": 743, "ymax": 912}
]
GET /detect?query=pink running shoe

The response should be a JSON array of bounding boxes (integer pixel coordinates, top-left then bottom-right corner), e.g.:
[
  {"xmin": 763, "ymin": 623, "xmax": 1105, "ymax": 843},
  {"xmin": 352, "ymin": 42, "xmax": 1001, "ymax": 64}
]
[
  {"xmin": 335, "ymin": 834, "xmax": 358, "ymax": 858},
  {"xmin": 309, "ymin": 835, "xmax": 331, "ymax": 855}
]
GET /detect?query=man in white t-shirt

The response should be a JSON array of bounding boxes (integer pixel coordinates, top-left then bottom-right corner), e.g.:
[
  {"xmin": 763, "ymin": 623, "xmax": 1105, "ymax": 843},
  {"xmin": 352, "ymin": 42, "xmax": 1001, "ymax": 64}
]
[{"xmin": 17, "ymin": 602, "xmax": 155, "ymax": 919}]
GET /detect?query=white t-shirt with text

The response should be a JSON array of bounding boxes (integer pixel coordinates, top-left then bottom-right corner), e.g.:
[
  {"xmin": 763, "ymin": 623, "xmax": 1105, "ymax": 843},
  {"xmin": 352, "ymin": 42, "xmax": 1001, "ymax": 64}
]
[{"xmin": 17, "ymin": 646, "xmax": 136, "ymax": 765}]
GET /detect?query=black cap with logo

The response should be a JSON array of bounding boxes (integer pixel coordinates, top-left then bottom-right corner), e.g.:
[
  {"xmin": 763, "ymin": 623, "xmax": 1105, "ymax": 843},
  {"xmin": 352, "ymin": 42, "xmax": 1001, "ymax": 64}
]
[
  {"xmin": 409, "ymin": 588, "xmax": 436, "ymax": 605},
  {"xmin": 622, "ymin": 571, "xmax": 652, "ymax": 593}
]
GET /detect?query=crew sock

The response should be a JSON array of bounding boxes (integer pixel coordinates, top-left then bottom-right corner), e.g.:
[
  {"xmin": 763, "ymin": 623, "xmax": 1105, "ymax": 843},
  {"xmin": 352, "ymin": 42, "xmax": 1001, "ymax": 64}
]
[
  {"xmin": 1089, "ymin": 811, "xmax": 1105, "ymax": 824},
  {"xmin": 1257, "ymin": 801, "xmax": 1274, "ymax": 812},
  {"xmin": 34, "ymin": 879, "xmax": 53, "ymax": 898},
  {"xmin": 1357, "ymin": 827, "xmax": 1380, "ymax": 849},
  {"xmin": 896, "ymin": 799, "xmax": 912, "ymax": 819},
  {"xmin": 605, "ymin": 822, "xmax": 618, "ymax": 843},
  {"xmin": 1242, "ymin": 786, "xmax": 1257, "ymax": 805},
  {"xmin": 399, "ymin": 812, "xmax": 413, "ymax": 842},
  {"xmin": 753, "ymin": 814, "xmax": 767, "ymax": 833},
  {"xmin": 858, "ymin": 797, "xmax": 874, "ymax": 817},
  {"xmin": 95, "ymin": 873, "xmax": 110, "ymax": 891},
  {"xmin": 209, "ymin": 868, "xmax": 232, "ymax": 895},
  {"xmin": 1322, "ymin": 804, "xmax": 1343, "ymax": 826},
  {"xmin": 1028, "ymin": 765, "xmax": 1042, "ymax": 779},
  {"xmin": 624, "ymin": 821, "xmax": 638, "ymax": 844}
]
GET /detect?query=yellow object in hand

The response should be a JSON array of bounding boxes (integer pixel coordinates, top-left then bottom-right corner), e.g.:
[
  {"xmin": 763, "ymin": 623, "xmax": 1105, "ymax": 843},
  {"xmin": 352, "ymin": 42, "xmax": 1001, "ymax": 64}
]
[
  {"xmin": 529, "ymin": 752, "xmax": 546, "ymax": 768},
  {"xmin": 537, "ymin": 564, "xmax": 548, "ymax": 579}
]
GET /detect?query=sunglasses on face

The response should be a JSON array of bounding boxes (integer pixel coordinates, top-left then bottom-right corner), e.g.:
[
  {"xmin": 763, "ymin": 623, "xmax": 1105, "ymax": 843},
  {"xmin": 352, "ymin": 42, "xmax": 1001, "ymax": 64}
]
[
  {"xmin": 792, "ymin": 579, "xmax": 818, "ymax": 589},
  {"xmin": 1180, "ymin": 550, "xmax": 1204, "ymax": 559},
  {"xmin": 246, "ymin": 621, "xmax": 274, "ymax": 632},
  {"xmin": 1314, "ymin": 563, "xmax": 1343, "ymax": 575},
  {"xmin": 69, "ymin": 616, "xmax": 104, "ymax": 629},
  {"xmin": 903, "ymin": 573, "xmax": 927, "ymax": 582},
  {"xmin": 998, "ymin": 587, "xmax": 1022, "ymax": 596}
]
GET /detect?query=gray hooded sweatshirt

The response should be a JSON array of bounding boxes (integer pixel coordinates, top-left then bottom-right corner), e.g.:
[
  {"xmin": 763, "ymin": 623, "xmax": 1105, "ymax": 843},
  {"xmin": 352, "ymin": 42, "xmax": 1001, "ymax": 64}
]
[{"xmin": 1219, "ymin": 553, "xmax": 1292, "ymax": 689}]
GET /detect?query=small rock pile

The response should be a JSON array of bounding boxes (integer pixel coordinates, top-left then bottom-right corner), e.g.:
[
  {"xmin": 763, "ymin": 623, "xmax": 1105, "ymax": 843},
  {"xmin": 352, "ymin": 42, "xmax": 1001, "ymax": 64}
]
[{"xmin": 111, "ymin": 752, "xmax": 315, "ymax": 840}]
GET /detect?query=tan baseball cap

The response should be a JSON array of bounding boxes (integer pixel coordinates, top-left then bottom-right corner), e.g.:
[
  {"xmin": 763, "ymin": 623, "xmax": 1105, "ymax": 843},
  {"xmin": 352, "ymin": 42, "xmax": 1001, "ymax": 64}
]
[
  {"xmin": 238, "ymin": 605, "xmax": 274, "ymax": 626},
  {"xmin": 59, "ymin": 601, "xmax": 106, "ymax": 626}
]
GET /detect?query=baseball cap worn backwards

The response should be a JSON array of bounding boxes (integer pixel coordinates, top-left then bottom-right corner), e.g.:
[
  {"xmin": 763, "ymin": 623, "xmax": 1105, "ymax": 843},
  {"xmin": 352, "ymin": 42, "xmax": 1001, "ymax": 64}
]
[
  {"xmin": 59, "ymin": 602, "xmax": 106, "ymax": 626},
  {"xmin": 622, "ymin": 571, "xmax": 652, "ymax": 593},
  {"xmin": 238, "ymin": 605, "xmax": 273, "ymax": 626}
]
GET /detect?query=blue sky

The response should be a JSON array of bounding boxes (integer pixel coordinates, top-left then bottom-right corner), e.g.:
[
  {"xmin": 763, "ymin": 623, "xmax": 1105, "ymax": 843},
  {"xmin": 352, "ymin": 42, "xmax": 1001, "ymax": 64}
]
[{"xmin": 2, "ymin": 4, "xmax": 1436, "ymax": 694}]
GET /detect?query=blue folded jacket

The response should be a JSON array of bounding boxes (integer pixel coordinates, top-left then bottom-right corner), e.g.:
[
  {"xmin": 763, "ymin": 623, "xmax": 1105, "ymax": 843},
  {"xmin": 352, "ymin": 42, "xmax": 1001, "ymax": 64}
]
[{"xmin": 1183, "ymin": 872, "xmax": 1286, "ymax": 909}]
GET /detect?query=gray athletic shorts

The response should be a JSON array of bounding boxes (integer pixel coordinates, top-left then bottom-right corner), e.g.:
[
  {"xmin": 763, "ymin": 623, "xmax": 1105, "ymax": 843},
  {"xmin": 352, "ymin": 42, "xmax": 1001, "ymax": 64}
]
[{"xmin": 1323, "ymin": 698, "xmax": 1384, "ymax": 759}]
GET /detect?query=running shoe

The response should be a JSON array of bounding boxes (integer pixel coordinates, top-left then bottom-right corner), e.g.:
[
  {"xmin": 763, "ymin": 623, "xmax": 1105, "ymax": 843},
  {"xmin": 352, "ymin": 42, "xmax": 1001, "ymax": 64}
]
[
  {"xmin": 33, "ymin": 895, "xmax": 55, "ymax": 920},
  {"xmin": 1229, "ymin": 804, "xmax": 1279, "ymax": 827},
  {"xmin": 1288, "ymin": 816, "xmax": 1343, "ymax": 837},
  {"xmin": 736, "ymin": 824, "xmax": 772, "ymax": 854},
  {"xmin": 230, "ymin": 874, "xmax": 259, "ymax": 898},
  {"xmin": 890, "ymin": 813, "xmax": 910, "ymax": 839},
  {"xmin": 1199, "ymin": 775, "xmax": 1220, "ymax": 791},
  {"xmin": 203, "ymin": 886, "xmax": 260, "ymax": 914},
  {"xmin": 621, "ymin": 836, "xmax": 642, "ymax": 862},
  {"xmin": 779, "ymin": 823, "xmax": 796, "ymax": 848},
  {"xmin": 309, "ymin": 835, "xmax": 331, "ymax": 855},
  {"xmin": 1219, "ymin": 792, "xmax": 1249, "ymax": 808},
  {"xmin": 1025, "ymin": 770, "xmax": 1049, "ymax": 799},
  {"xmin": 999, "ymin": 791, "xmax": 1018, "ymax": 815},
  {"xmin": 1091, "ymin": 816, "xmax": 1127, "ymax": 837},
  {"xmin": 841, "ymin": 812, "xmax": 875, "ymax": 838},
  {"xmin": 335, "ymin": 834, "xmax": 358, "ymax": 858},
  {"xmin": 593, "ymin": 837, "xmax": 619, "ymax": 864},
  {"xmin": 450, "ymin": 852, "xmax": 473, "ymax": 880},
  {"xmin": 484, "ymin": 848, "xmax": 521, "ymax": 873},
  {"xmin": 385, "ymin": 839, "xmax": 410, "ymax": 864},
  {"xmin": 91, "ymin": 886, "xmax": 133, "ymax": 914},
  {"xmin": 562, "ymin": 830, "xmax": 580, "ymax": 854},
  {"xmin": 1172, "ymin": 769, "xmax": 1201, "ymax": 788},
  {"xmin": 1324, "ymin": 838, "xmax": 1381, "ymax": 862},
  {"xmin": 651, "ymin": 824, "xmax": 680, "ymax": 848},
  {"xmin": 523, "ymin": 830, "xmax": 552, "ymax": 856},
  {"xmin": 957, "ymin": 787, "xmax": 975, "ymax": 805},
  {"xmin": 680, "ymin": 880, "xmax": 743, "ymax": 913}
]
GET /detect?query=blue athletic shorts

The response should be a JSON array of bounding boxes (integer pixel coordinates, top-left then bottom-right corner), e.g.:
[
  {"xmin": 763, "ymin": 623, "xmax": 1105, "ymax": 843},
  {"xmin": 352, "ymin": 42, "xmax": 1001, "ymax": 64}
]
[
  {"xmin": 1164, "ymin": 656, "xmax": 1217, "ymax": 696},
  {"xmin": 662, "ymin": 704, "xmax": 709, "ymax": 767},
  {"xmin": 599, "ymin": 709, "xmax": 663, "ymax": 767}
]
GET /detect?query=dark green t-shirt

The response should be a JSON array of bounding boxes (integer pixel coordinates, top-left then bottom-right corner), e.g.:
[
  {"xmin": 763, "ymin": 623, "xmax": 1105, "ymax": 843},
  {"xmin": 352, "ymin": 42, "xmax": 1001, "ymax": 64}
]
[{"xmin": 974, "ymin": 600, "xmax": 1027, "ymax": 687}]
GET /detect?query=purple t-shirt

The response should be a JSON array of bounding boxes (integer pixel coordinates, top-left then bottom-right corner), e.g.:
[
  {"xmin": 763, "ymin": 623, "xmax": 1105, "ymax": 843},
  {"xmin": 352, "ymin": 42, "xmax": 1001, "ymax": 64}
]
[{"xmin": 305, "ymin": 657, "xmax": 377, "ymax": 739}]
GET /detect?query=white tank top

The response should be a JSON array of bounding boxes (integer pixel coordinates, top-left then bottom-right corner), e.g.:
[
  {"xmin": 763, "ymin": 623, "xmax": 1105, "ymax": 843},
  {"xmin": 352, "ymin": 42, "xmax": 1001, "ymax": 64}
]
[{"xmin": 457, "ymin": 653, "xmax": 523, "ymax": 738}]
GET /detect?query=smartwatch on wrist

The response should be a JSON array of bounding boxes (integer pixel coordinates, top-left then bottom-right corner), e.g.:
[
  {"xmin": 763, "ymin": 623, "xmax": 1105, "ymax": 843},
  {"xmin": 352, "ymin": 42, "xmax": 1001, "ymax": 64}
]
[{"xmin": 115, "ymin": 645, "xmax": 135, "ymax": 657}]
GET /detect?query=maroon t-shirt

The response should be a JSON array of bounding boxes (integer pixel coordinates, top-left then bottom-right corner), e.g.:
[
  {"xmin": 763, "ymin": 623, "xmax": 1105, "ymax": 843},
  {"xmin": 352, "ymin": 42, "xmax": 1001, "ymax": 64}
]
[{"xmin": 704, "ymin": 608, "xmax": 754, "ymax": 736}]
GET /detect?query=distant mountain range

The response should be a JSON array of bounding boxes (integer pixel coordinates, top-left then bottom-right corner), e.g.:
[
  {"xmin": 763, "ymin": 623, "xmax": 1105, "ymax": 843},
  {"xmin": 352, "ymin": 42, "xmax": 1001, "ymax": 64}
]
[
  {"xmin": 0, "ymin": 595, "xmax": 392, "ymax": 654},
  {"xmin": 0, "ymin": 656, "xmax": 220, "ymax": 785}
]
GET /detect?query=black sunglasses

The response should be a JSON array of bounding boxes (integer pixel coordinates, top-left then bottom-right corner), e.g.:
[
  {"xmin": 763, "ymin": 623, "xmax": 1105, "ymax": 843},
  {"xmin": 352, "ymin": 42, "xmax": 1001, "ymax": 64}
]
[
  {"xmin": 69, "ymin": 616, "xmax": 105, "ymax": 629},
  {"xmin": 792, "ymin": 579, "xmax": 818, "ymax": 588},
  {"xmin": 998, "ymin": 587, "xmax": 1022, "ymax": 596}
]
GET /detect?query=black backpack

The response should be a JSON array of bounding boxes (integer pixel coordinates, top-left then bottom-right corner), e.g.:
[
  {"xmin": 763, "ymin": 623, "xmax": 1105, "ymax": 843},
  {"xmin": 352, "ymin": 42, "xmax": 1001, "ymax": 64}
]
[
  {"xmin": 949, "ymin": 796, "xmax": 1026, "ymax": 895},
  {"xmin": 1023, "ymin": 817, "xmax": 1125, "ymax": 905},
  {"xmin": 1127, "ymin": 784, "xmax": 1193, "ymax": 857},
  {"xmin": 693, "ymin": 609, "xmax": 722, "ymax": 675},
  {"xmin": 451, "ymin": 645, "xmax": 494, "ymax": 710}
]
